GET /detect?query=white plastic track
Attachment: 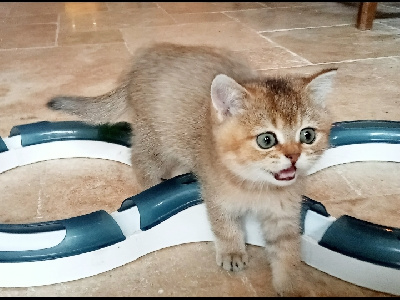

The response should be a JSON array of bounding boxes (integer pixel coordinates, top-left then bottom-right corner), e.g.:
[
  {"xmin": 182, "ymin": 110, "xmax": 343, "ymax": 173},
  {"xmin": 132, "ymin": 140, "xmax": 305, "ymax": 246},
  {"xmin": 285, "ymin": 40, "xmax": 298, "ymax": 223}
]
[{"xmin": 0, "ymin": 137, "xmax": 399, "ymax": 295}]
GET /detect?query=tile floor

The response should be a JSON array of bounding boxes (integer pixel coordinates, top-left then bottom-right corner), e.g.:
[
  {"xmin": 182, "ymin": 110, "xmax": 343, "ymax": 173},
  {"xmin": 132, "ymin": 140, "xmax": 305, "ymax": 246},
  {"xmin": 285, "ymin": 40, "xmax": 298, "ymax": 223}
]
[{"xmin": 0, "ymin": 2, "xmax": 399, "ymax": 297}]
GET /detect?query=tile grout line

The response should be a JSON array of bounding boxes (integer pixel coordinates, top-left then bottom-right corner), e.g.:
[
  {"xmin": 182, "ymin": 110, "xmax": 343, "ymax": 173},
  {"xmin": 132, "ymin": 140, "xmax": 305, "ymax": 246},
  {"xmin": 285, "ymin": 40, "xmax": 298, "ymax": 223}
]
[
  {"xmin": 221, "ymin": 7, "xmax": 280, "ymax": 13},
  {"xmin": 36, "ymin": 190, "xmax": 44, "ymax": 220},
  {"xmin": 155, "ymin": 4, "xmax": 326, "ymax": 16},
  {"xmin": 155, "ymin": 3, "xmax": 179, "ymax": 24},
  {"xmin": 122, "ymin": 33, "xmax": 134, "ymax": 56},
  {"xmin": 375, "ymin": 21, "xmax": 400, "ymax": 32},
  {"xmin": 221, "ymin": 4, "xmax": 329, "ymax": 13},
  {"xmin": 379, "ymin": 4, "xmax": 400, "ymax": 11},
  {"xmin": 55, "ymin": 13, "xmax": 60, "ymax": 47},
  {"xmin": 256, "ymin": 55, "xmax": 400, "ymax": 71},
  {"xmin": 335, "ymin": 168, "xmax": 363, "ymax": 197},
  {"xmin": 220, "ymin": 11, "xmax": 312, "ymax": 65},
  {"xmin": 0, "ymin": 45, "xmax": 58, "ymax": 52},
  {"xmin": 312, "ymin": 56, "xmax": 400, "ymax": 64},
  {"xmin": 257, "ymin": 23, "xmax": 351, "ymax": 33},
  {"xmin": 0, "ymin": 20, "xmax": 59, "ymax": 27},
  {"xmin": 255, "ymin": 2, "xmax": 332, "ymax": 9},
  {"xmin": 256, "ymin": 63, "xmax": 312, "ymax": 71},
  {"xmin": 36, "ymin": 168, "xmax": 47, "ymax": 220},
  {"xmin": 240, "ymin": 275, "xmax": 258, "ymax": 297},
  {"xmin": 0, "ymin": 41, "xmax": 130, "ymax": 52},
  {"xmin": 258, "ymin": 34, "xmax": 312, "ymax": 65}
]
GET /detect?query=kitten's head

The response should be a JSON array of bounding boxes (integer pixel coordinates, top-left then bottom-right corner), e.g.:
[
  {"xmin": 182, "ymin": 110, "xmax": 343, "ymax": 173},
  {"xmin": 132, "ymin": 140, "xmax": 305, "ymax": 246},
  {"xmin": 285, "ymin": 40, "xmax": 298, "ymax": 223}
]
[{"xmin": 210, "ymin": 69, "xmax": 336, "ymax": 187}]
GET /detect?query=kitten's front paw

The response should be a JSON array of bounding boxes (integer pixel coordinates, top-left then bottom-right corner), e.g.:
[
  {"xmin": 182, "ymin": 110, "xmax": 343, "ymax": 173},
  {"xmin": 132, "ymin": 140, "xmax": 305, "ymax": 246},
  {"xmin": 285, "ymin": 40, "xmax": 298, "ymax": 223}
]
[{"xmin": 216, "ymin": 252, "xmax": 248, "ymax": 272}]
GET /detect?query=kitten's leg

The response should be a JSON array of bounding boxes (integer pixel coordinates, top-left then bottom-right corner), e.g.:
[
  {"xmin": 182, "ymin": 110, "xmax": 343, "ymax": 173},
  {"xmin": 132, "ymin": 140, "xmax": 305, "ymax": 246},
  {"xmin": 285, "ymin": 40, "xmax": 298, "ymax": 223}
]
[
  {"xmin": 130, "ymin": 153, "xmax": 163, "ymax": 190},
  {"xmin": 203, "ymin": 190, "xmax": 248, "ymax": 272},
  {"xmin": 129, "ymin": 126, "xmax": 191, "ymax": 188},
  {"xmin": 130, "ymin": 134, "xmax": 166, "ymax": 190},
  {"xmin": 161, "ymin": 161, "xmax": 191, "ymax": 180},
  {"xmin": 213, "ymin": 212, "xmax": 248, "ymax": 272},
  {"xmin": 259, "ymin": 213, "xmax": 301, "ymax": 296}
]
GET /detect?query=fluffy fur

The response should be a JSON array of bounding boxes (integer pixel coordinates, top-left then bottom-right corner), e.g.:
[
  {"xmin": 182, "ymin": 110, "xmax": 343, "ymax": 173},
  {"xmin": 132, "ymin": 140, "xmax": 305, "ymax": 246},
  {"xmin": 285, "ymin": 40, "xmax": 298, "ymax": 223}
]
[{"xmin": 47, "ymin": 42, "xmax": 336, "ymax": 296}]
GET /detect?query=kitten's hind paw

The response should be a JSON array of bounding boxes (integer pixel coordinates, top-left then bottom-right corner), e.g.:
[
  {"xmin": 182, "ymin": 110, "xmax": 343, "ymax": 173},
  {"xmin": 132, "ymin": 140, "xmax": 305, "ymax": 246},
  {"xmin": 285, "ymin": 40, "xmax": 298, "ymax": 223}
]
[
  {"xmin": 272, "ymin": 271, "xmax": 310, "ymax": 297},
  {"xmin": 217, "ymin": 252, "xmax": 248, "ymax": 272}
]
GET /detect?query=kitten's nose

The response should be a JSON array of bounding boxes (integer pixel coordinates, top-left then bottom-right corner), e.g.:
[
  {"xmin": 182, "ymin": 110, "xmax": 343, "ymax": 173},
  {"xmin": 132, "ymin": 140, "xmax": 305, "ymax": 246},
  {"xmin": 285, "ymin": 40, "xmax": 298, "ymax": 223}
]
[{"xmin": 285, "ymin": 153, "xmax": 300, "ymax": 165}]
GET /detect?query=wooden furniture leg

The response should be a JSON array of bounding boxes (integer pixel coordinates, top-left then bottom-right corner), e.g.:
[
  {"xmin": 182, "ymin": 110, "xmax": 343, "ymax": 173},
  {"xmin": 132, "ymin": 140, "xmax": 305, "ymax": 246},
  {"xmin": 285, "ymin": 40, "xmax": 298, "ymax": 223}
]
[{"xmin": 357, "ymin": 2, "xmax": 378, "ymax": 30}]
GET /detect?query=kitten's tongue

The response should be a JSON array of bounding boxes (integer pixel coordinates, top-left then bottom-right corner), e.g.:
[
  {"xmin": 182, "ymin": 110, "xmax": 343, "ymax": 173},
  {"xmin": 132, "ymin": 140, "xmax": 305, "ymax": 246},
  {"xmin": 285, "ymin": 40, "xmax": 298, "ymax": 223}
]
[{"xmin": 274, "ymin": 166, "xmax": 296, "ymax": 181}]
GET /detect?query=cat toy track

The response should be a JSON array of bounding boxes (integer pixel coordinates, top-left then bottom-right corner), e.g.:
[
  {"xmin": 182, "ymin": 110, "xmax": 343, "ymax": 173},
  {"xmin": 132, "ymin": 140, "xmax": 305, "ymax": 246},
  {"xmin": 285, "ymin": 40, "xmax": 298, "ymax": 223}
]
[{"xmin": 0, "ymin": 120, "xmax": 399, "ymax": 295}]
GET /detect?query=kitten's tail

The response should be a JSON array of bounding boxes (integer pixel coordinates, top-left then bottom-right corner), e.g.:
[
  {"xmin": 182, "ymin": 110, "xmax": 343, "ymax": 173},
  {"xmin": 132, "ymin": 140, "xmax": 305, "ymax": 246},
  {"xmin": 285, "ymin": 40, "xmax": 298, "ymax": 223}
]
[{"xmin": 46, "ymin": 84, "xmax": 128, "ymax": 125}]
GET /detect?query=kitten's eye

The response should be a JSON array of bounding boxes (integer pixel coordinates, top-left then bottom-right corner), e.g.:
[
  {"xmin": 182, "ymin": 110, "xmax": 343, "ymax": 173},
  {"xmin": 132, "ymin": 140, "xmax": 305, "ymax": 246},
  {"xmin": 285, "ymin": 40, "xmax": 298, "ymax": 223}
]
[
  {"xmin": 300, "ymin": 128, "xmax": 316, "ymax": 144},
  {"xmin": 256, "ymin": 132, "xmax": 277, "ymax": 149}
]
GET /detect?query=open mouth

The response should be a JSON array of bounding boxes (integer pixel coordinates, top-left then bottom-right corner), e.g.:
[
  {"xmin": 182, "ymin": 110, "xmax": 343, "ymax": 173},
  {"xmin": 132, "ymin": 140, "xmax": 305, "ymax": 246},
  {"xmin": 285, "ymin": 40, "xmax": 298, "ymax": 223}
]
[{"xmin": 274, "ymin": 165, "xmax": 296, "ymax": 181}]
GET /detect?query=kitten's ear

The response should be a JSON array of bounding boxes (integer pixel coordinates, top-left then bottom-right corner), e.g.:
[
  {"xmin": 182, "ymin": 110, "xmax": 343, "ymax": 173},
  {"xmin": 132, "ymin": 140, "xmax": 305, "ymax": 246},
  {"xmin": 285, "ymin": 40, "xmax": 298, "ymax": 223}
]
[
  {"xmin": 211, "ymin": 74, "xmax": 248, "ymax": 122},
  {"xmin": 304, "ymin": 68, "xmax": 337, "ymax": 108}
]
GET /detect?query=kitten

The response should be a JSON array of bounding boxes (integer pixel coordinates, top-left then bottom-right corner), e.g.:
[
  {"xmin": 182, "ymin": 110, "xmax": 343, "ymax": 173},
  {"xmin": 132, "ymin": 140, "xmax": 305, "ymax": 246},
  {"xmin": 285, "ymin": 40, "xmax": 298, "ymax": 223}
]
[{"xmin": 47, "ymin": 42, "xmax": 336, "ymax": 296}]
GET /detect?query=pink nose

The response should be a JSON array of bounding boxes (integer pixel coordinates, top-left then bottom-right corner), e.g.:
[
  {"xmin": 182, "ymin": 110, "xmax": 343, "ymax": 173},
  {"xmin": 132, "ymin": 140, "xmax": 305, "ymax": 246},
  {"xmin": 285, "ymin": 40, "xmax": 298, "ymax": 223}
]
[{"xmin": 285, "ymin": 153, "xmax": 300, "ymax": 165}]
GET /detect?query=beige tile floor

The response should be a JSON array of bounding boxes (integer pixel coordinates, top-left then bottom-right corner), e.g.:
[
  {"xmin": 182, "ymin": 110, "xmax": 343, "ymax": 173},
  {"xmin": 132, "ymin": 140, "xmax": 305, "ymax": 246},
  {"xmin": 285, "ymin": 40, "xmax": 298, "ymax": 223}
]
[{"xmin": 0, "ymin": 2, "xmax": 399, "ymax": 297}]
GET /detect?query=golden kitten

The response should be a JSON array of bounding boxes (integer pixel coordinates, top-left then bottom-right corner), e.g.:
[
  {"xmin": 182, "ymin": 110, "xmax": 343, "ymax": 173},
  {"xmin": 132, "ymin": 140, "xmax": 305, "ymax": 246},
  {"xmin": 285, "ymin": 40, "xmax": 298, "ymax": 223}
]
[{"xmin": 47, "ymin": 42, "xmax": 336, "ymax": 296}]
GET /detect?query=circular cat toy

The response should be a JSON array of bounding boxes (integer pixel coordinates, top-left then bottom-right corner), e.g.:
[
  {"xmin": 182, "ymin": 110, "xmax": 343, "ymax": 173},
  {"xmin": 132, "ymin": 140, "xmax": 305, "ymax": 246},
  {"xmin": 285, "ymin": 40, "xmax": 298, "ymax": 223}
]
[{"xmin": 0, "ymin": 120, "xmax": 399, "ymax": 295}]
